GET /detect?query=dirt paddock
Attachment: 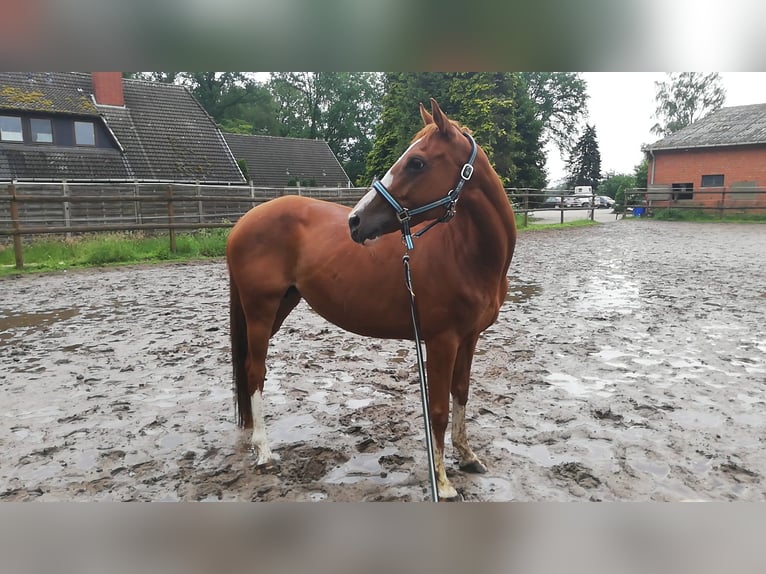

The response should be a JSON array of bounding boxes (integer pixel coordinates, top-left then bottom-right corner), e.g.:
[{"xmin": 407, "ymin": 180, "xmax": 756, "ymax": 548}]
[{"xmin": 1, "ymin": 220, "xmax": 764, "ymax": 501}]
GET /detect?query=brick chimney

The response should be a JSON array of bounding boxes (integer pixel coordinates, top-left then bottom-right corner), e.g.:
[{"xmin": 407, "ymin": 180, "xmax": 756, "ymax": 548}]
[{"xmin": 91, "ymin": 72, "xmax": 124, "ymax": 106}]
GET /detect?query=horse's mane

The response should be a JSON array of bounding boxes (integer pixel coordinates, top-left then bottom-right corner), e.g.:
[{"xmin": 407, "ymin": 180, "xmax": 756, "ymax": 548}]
[{"xmin": 411, "ymin": 120, "xmax": 473, "ymax": 143}]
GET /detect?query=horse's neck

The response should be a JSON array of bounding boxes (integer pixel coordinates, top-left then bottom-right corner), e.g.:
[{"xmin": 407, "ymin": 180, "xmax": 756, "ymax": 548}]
[{"xmin": 453, "ymin": 167, "xmax": 516, "ymax": 270}]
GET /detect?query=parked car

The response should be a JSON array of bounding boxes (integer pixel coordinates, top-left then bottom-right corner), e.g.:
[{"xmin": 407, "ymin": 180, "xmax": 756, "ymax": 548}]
[
  {"xmin": 594, "ymin": 195, "xmax": 615, "ymax": 209},
  {"xmin": 543, "ymin": 196, "xmax": 563, "ymax": 207},
  {"xmin": 563, "ymin": 194, "xmax": 594, "ymax": 207}
]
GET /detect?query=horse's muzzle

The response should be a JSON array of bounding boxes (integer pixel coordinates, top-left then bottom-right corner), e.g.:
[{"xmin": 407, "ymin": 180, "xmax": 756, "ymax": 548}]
[{"xmin": 348, "ymin": 213, "xmax": 364, "ymax": 244}]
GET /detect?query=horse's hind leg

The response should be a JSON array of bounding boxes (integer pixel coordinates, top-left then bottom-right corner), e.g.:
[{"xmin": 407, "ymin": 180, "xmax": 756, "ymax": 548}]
[
  {"xmin": 451, "ymin": 334, "xmax": 487, "ymax": 474},
  {"xmin": 245, "ymin": 287, "xmax": 302, "ymax": 465}
]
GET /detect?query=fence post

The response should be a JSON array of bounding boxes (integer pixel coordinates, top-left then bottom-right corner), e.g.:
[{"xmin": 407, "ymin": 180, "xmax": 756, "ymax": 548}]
[
  {"xmin": 523, "ymin": 189, "xmax": 529, "ymax": 227},
  {"xmin": 8, "ymin": 182, "xmax": 24, "ymax": 269},
  {"xmin": 133, "ymin": 180, "xmax": 142, "ymax": 225},
  {"xmin": 720, "ymin": 187, "xmax": 726, "ymax": 219},
  {"xmin": 167, "ymin": 185, "xmax": 177, "ymax": 253},
  {"xmin": 196, "ymin": 179, "xmax": 203, "ymax": 224},
  {"xmin": 62, "ymin": 179, "xmax": 72, "ymax": 238}
]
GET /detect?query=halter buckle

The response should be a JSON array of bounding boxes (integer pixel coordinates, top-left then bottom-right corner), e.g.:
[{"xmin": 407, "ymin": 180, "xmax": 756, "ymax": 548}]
[
  {"xmin": 461, "ymin": 163, "xmax": 474, "ymax": 181},
  {"xmin": 397, "ymin": 209, "xmax": 411, "ymax": 223}
]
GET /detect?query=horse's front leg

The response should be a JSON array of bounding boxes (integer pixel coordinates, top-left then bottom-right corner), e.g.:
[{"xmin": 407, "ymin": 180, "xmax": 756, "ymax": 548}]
[
  {"xmin": 451, "ymin": 334, "xmax": 487, "ymax": 474},
  {"xmin": 425, "ymin": 335, "xmax": 460, "ymax": 500}
]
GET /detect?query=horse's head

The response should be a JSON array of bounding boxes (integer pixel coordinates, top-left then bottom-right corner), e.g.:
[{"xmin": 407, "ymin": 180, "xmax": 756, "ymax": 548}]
[{"xmin": 349, "ymin": 98, "xmax": 477, "ymax": 246}]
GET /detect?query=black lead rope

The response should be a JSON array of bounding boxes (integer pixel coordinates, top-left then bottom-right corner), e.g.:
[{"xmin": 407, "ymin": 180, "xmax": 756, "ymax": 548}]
[
  {"xmin": 373, "ymin": 132, "xmax": 478, "ymax": 502},
  {"xmin": 402, "ymin": 254, "xmax": 439, "ymax": 502}
]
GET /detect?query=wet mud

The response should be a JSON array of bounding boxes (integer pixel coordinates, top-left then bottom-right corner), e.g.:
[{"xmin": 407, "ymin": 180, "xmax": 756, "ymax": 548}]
[{"xmin": 1, "ymin": 220, "xmax": 765, "ymax": 501}]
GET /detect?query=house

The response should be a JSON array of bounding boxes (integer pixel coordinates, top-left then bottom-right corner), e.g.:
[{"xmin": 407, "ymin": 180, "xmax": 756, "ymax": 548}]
[
  {"xmin": 0, "ymin": 72, "xmax": 244, "ymax": 183},
  {"xmin": 224, "ymin": 132, "xmax": 351, "ymax": 188},
  {"xmin": 643, "ymin": 103, "xmax": 766, "ymax": 210}
]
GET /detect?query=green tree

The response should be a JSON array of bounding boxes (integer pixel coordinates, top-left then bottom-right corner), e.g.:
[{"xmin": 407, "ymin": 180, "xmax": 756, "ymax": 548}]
[
  {"xmin": 566, "ymin": 124, "xmax": 601, "ymax": 189},
  {"xmin": 365, "ymin": 72, "xmax": 545, "ymax": 188},
  {"xmin": 520, "ymin": 72, "xmax": 589, "ymax": 157},
  {"xmin": 634, "ymin": 158, "xmax": 648, "ymax": 190},
  {"xmin": 268, "ymin": 72, "xmax": 383, "ymax": 183},
  {"xmin": 600, "ymin": 171, "xmax": 636, "ymax": 202},
  {"xmin": 651, "ymin": 72, "xmax": 726, "ymax": 136}
]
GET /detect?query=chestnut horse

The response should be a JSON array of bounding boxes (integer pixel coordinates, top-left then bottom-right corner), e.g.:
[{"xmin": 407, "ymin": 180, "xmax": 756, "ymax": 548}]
[{"xmin": 226, "ymin": 99, "xmax": 517, "ymax": 500}]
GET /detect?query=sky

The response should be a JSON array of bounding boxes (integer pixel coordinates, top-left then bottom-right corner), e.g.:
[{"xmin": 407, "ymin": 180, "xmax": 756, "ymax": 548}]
[{"xmin": 545, "ymin": 72, "xmax": 766, "ymax": 185}]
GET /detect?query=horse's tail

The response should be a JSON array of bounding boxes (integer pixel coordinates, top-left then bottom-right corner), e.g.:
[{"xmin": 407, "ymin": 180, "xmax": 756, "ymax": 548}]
[{"xmin": 230, "ymin": 277, "xmax": 252, "ymax": 428}]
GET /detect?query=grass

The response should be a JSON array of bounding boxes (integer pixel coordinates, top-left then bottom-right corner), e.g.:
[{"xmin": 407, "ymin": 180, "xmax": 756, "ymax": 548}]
[
  {"xmin": 0, "ymin": 228, "xmax": 230, "ymax": 276},
  {"xmin": 516, "ymin": 217, "xmax": 599, "ymax": 231},
  {"xmin": 651, "ymin": 208, "xmax": 766, "ymax": 222}
]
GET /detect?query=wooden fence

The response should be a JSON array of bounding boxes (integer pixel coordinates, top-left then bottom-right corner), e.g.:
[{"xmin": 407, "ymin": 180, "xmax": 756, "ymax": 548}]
[
  {"xmin": 0, "ymin": 181, "xmax": 367, "ymax": 269},
  {"xmin": 625, "ymin": 187, "xmax": 766, "ymax": 217},
  {"xmin": 5, "ymin": 181, "xmax": 763, "ymax": 269}
]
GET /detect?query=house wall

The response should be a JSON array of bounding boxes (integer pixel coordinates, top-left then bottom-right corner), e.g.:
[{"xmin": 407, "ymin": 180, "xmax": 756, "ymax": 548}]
[{"xmin": 648, "ymin": 145, "xmax": 766, "ymax": 208}]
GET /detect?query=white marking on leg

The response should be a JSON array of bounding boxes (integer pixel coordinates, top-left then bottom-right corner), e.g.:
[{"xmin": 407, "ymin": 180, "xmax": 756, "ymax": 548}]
[
  {"xmin": 451, "ymin": 399, "xmax": 471, "ymax": 462},
  {"xmin": 435, "ymin": 446, "xmax": 458, "ymax": 500},
  {"xmin": 451, "ymin": 398, "xmax": 486, "ymax": 472},
  {"xmin": 250, "ymin": 391, "xmax": 273, "ymax": 465}
]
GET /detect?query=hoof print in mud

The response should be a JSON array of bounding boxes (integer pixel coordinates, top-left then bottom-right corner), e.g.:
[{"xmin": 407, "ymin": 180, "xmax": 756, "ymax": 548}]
[{"xmin": 551, "ymin": 462, "xmax": 601, "ymax": 489}]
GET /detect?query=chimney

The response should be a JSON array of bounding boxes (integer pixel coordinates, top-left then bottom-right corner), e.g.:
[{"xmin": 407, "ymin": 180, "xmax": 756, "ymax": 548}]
[{"xmin": 91, "ymin": 72, "xmax": 124, "ymax": 106}]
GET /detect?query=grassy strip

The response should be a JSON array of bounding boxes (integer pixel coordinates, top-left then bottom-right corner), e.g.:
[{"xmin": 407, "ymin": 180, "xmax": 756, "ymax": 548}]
[
  {"xmin": 651, "ymin": 209, "xmax": 766, "ymax": 222},
  {"xmin": 516, "ymin": 218, "xmax": 599, "ymax": 231},
  {"xmin": 0, "ymin": 229, "xmax": 229, "ymax": 276}
]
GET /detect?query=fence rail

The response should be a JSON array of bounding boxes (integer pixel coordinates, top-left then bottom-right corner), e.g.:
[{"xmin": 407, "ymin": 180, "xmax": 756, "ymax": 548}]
[{"xmin": 4, "ymin": 181, "xmax": 765, "ymax": 269}]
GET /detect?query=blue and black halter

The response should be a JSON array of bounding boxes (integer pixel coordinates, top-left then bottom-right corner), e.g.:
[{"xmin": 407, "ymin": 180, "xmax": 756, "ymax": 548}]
[{"xmin": 371, "ymin": 132, "xmax": 478, "ymax": 250}]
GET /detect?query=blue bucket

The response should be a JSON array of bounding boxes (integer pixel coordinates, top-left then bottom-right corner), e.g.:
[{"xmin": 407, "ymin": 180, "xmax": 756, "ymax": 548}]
[{"xmin": 633, "ymin": 207, "xmax": 645, "ymax": 217}]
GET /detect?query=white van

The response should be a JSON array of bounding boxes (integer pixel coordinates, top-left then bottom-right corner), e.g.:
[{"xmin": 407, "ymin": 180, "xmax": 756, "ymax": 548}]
[{"xmin": 574, "ymin": 185, "xmax": 593, "ymax": 195}]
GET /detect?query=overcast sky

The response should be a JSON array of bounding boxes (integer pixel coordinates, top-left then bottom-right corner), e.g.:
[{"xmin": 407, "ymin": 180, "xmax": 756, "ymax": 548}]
[{"xmin": 545, "ymin": 72, "xmax": 766, "ymax": 185}]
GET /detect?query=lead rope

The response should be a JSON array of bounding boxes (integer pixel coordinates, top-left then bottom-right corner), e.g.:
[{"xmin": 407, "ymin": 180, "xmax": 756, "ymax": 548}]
[{"xmin": 402, "ymin": 254, "xmax": 439, "ymax": 502}]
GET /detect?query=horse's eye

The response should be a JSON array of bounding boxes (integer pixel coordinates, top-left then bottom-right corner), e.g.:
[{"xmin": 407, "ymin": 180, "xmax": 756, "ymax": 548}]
[{"xmin": 407, "ymin": 158, "xmax": 425, "ymax": 171}]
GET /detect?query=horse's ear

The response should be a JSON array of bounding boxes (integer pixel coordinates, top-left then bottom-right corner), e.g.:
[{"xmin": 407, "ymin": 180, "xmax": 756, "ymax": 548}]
[
  {"xmin": 430, "ymin": 98, "xmax": 452, "ymax": 136},
  {"xmin": 420, "ymin": 102, "xmax": 434, "ymax": 126}
]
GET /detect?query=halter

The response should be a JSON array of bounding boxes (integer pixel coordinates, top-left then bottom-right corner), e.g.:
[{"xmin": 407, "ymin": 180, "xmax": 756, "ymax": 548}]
[{"xmin": 372, "ymin": 132, "xmax": 477, "ymax": 251}]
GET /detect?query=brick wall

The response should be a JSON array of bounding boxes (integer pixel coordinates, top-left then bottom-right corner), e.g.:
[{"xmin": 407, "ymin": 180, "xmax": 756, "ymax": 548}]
[{"xmin": 648, "ymin": 145, "xmax": 766, "ymax": 208}]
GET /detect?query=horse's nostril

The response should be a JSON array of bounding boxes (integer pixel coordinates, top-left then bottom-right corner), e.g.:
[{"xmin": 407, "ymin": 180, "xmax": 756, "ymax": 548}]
[{"xmin": 348, "ymin": 213, "xmax": 360, "ymax": 231}]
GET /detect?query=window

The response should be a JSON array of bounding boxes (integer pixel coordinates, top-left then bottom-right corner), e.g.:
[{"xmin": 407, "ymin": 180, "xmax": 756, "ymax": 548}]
[
  {"xmin": 672, "ymin": 183, "xmax": 694, "ymax": 200},
  {"xmin": 30, "ymin": 118, "xmax": 53, "ymax": 143},
  {"xmin": 0, "ymin": 115, "xmax": 23, "ymax": 142},
  {"xmin": 701, "ymin": 174, "xmax": 724, "ymax": 187},
  {"xmin": 74, "ymin": 121, "xmax": 95, "ymax": 145}
]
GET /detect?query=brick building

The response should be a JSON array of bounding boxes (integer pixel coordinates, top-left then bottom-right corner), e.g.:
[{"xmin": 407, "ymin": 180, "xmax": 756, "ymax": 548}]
[{"xmin": 643, "ymin": 103, "xmax": 766, "ymax": 211}]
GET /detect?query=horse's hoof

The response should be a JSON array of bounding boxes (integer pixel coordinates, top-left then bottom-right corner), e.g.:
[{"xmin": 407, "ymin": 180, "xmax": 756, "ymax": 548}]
[
  {"xmin": 439, "ymin": 490, "xmax": 464, "ymax": 502},
  {"xmin": 459, "ymin": 460, "xmax": 488, "ymax": 474}
]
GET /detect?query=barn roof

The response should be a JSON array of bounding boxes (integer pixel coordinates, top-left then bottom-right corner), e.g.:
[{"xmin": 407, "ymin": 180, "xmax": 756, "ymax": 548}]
[
  {"xmin": 645, "ymin": 103, "xmax": 766, "ymax": 152},
  {"xmin": 224, "ymin": 133, "xmax": 350, "ymax": 188},
  {"xmin": 0, "ymin": 72, "xmax": 245, "ymax": 183}
]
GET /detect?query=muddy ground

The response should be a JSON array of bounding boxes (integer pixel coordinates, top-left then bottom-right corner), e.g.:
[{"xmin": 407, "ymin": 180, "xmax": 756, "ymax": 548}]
[{"xmin": 1, "ymin": 220, "xmax": 764, "ymax": 501}]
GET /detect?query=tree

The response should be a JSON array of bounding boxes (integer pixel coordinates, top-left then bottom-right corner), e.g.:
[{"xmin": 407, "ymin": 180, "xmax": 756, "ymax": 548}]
[
  {"xmin": 520, "ymin": 72, "xmax": 589, "ymax": 158},
  {"xmin": 600, "ymin": 171, "xmax": 636, "ymax": 201},
  {"xmin": 268, "ymin": 73, "xmax": 383, "ymax": 184},
  {"xmin": 634, "ymin": 158, "xmax": 648, "ymax": 190},
  {"xmin": 566, "ymin": 124, "xmax": 601, "ymax": 189},
  {"xmin": 364, "ymin": 73, "xmax": 546, "ymax": 189},
  {"xmin": 651, "ymin": 73, "xmax": 726, "ymax": 136}
]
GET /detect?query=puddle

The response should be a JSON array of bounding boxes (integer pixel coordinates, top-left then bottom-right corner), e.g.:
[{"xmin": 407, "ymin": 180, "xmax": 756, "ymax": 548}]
[
  {"xmin": 630, "ymin": 460, "xmax": 670, "ymax": 479},
  {"xmin": 577, "ymin": 273, "xmax": 640, "ymax": 314},
  {"xmin": 545, "ymin": 373, "xmax": 611, "ymax": 397},
  {"xmin": 669, "ymin": 409, "xmax": 724, "ymax": 430},
  {"xmin": 0, "ymin": 308, "xmax": 79, "ymax": 340},
  {"xmin": 323, "ymin": 447, "xmax": 409, "ymax": 485}
]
